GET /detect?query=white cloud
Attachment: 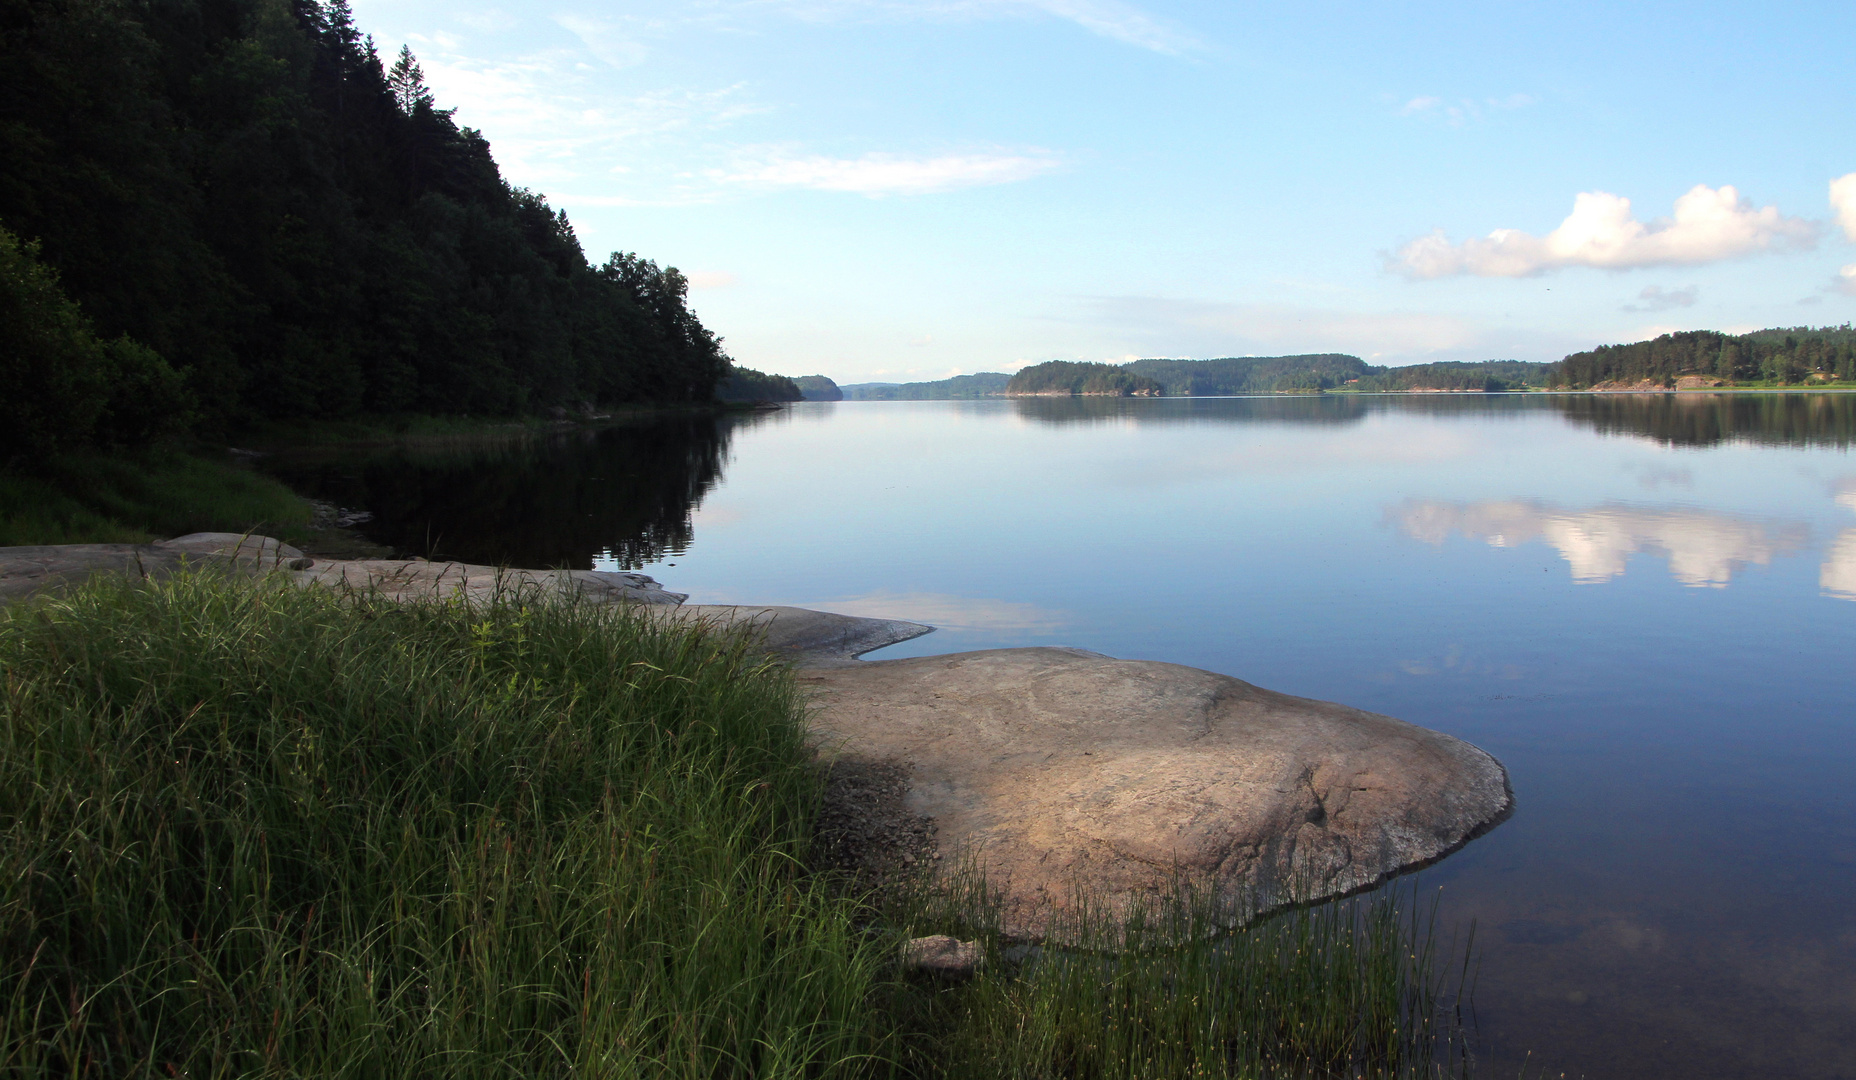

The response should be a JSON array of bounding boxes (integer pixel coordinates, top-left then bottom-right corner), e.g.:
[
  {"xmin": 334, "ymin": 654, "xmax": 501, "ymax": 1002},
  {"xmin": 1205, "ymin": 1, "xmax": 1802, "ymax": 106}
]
[
  {"xmin": 1622, "ymin": 284, "xmax": 1698, "ymax": 312},
  {"xmin": 414, "ymin": 48, "xmax": 765, "ymax": 190},
  {"xmin": 553, "ymin": 14, "xmax": 652, "ymax": 68},
  {"xmin": 1822, "ymin": 531, "xmax": 1856, "ymax": 600},
  {"xmin": 1395, "ymin": 184, "xmax": 1820, "ymax": 279},
  {"xmin": 1831, "ymin": 173, "xmax": 1856, "ymax": 241},
  {"xmin": 1397, "ymin": 93, "xmax": 1534, "ymax": 125},
  {"xmin": 754, "ymin": 0, "xmax": 1199, "ymax": 53},
  {"xmin": 1834, "ymin": 264, "xmax": 1856, "ymax": 297},
  {"xmin": 1392, "ymin": 499, "xmax": 1809, "ymax": 588},
  {"xmin": 713, "ymin": 151, "xmax": 1061, "ymax": 195},
  {"xmin": 457, "ymin": 9, "xmax": 518, "ymax": 32}
]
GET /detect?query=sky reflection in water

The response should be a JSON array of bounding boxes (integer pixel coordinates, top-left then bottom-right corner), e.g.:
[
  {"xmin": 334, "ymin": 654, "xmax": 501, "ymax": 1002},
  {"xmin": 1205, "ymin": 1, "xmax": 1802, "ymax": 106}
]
[{"xmin": 274, "ymin": 394, "xmax": 1856, "ymax": 1080}]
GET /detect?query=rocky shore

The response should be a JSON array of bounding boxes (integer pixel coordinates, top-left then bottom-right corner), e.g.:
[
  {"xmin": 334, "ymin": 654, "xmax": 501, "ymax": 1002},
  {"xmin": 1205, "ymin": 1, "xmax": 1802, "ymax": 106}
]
[{"xmin": 0, "ymin": 534, "xmax": 1512, "ymax": 941}]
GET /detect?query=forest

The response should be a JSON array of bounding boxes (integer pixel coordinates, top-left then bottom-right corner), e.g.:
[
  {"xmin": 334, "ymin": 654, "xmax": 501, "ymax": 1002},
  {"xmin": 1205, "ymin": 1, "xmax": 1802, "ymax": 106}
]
[
  {"xmin": 0, "ymin": 0, "xmax": 738, "ymax": 462},
  {"xmin": 1005, "ymin": 361, "xmax": 1163, "ymax": 396},
  {"xmin": 1551, "ymin": 327, "xmax": 1856, "ymax": 388},
  {"xmin": 842, "ymin": 373, "xmax": 1012, "ymax": 399}
]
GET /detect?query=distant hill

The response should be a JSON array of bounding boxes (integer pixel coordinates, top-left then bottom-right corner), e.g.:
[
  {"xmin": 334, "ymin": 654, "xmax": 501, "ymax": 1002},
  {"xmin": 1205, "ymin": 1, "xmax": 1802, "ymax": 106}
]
[
  {"xmin": 835, "ymin": 355, "xmax": 1566, "ymax": 401},
  {"xmin": 841, "ymin": 373, "xmax": 1013, "ymax": 399},
  {"xmin": 793, "ymin": 375, "xmax": 842, "ymax": 401},
  {"xmin": 1006, "ymin": 361, "xmax": 1161, "ymax": 396},
  {"xmin": 1124, "ymin": 354, "xmax": 1369, "ymax": 394}
]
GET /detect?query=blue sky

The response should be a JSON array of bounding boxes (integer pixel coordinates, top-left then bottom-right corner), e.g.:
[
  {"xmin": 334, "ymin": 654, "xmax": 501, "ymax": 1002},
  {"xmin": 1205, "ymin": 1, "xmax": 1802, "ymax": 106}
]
[{"xmin": 351, "ymin": 0, "xmax": 1856, "ymax": 382}]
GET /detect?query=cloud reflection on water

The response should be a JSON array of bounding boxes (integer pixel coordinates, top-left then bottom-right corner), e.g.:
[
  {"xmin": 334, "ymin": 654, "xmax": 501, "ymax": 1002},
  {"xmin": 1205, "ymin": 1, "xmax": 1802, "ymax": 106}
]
[{"xmin": 1392, "ymin": 499, "xmax": 1810, "ymax": 588}]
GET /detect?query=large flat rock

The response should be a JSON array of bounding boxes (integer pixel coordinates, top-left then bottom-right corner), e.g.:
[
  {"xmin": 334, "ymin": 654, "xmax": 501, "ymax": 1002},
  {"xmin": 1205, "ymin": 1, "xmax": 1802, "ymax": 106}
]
[
  {"xmin": 791, "ymin": 641, "xmax": 1510, "ymax": 940},
  {"xmin": 0, "ymin": 533, "xmax": 685, "ymax": 607},
  {"xmin": 294, "ymin": 557, "xmax": 684, "ymax": 606}
]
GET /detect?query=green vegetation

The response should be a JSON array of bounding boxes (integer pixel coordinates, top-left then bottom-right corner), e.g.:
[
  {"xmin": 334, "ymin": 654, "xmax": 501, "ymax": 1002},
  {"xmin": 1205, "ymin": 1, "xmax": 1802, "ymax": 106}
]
[
  {"xmin": 0, "ymin": 226, "xmax": 191, "ymax": 462},
  {"xmin": 716, "ymin": 367, "xmax": 804, "ymax": 403},
  {"xmin": 0, "ymin": 574, "xmax": 884, "ymax": 1076},
  {"xmin": 0, "ymin": 573, "xmax": 1474, "ymax": 1078},
  {"xmin": 1007, "ymin": 361, "xmax": 1164, "ymax": 396},
  {"xmin": 842, "ymin": 373, "xmax": 1014, "ymax": 400},
  {"xmin": 1124, "ymin": 355, "xmax": 1372, "ymax": 394},
  {"xmin": 846, "ymin": 358, "xmax": 1557, "ymax": 400},
  {"xmin": 795, "ymin": 375, "xmax": 846, "ymax": 401},
  {"xmin": 1552, "ymin": 326, "xmax": 1856, "ymax": 388},
  {"xmin": 0, "ymin": 0, "xmax": 739, "ymax": 452},
  {"xmin": 0, "ymin": 449, "xmax": 312, "ymax": 547},
  {"xmin": 1351, "ymin": 361, "xmax": 1553, "ymax": 393}
]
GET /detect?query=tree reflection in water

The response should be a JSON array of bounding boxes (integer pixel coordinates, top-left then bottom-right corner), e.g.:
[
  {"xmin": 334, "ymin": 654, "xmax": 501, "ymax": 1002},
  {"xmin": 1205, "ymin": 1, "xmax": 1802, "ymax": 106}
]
[{"xmin": 264, "ymin": 409, "xmax": 785, "ymax": 570}]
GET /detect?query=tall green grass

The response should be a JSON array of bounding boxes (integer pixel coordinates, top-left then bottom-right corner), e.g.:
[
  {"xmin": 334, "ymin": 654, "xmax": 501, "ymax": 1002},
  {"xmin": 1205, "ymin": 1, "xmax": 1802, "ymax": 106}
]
[
  {"xmin": 892, "ymin": 872, "xmax": 1475, "ymax": 1079},
  {"xmin": 0, "ymin": 450, "xmax": 312, "ymax": 546},
  {"xmin": 0, "ymin": 573, "xmax": 1479, "ymax": 1078},
  {"xmin": 0, "ymin": 574, "xmax": 891, "ymax": 1077}
]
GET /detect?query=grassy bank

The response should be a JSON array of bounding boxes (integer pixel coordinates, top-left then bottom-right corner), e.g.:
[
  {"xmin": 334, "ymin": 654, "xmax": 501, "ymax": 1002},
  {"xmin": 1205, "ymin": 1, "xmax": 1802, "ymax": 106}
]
[
  {"xmin": 0, "ymin": 449, "xmax": 314, "ymax": 547},
  {"xmin": 0, "ymin": 574, "xmax": 1474, "ymax": 1078}
]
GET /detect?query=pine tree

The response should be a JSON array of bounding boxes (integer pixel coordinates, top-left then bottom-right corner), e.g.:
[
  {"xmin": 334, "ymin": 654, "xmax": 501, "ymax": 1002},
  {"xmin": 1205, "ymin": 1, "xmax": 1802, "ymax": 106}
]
[{"xmin": 387, "ymin": 45, "xmax": 433, "ymax": 115}]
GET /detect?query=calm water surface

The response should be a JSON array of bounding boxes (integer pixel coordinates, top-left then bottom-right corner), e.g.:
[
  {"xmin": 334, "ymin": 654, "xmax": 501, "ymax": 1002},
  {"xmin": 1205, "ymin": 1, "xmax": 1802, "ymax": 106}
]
[{"xmin": 270, "ymin": 394, "xmax": 1856, "ymax": 1080}]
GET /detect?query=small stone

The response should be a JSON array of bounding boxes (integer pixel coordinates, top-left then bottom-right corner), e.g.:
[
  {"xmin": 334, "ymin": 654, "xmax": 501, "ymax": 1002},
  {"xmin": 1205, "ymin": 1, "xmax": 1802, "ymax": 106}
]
[{"xmin": 901, "ymin": 935, "xmax": 982, "ymax": 978}]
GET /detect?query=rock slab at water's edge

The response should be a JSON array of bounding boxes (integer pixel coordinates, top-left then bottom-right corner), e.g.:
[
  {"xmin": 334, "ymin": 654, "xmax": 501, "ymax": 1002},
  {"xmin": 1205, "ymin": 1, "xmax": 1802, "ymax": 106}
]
[
  {"xmin": 675, "ymin": 606, "xmax": 1513, "ymax": 941},
  {"xmin": 0, "ymin": 533, "xmax": 686, "ymax": 606}
]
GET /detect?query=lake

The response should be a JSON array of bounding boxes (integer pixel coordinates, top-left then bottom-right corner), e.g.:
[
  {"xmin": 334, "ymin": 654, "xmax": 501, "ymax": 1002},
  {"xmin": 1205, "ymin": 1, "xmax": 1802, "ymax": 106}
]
[{"xmin": 268, "ymin": 393, "xmax": 1856, "ymax": 1080}]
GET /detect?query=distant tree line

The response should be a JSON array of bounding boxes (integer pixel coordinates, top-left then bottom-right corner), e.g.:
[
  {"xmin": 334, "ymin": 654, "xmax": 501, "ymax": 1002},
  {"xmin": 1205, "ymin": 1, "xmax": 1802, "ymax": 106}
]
[
  {"xmin": 841, "ymin": 373, "xmax": 1011, "ymax": 400},
  {"xmin": 1351, "ymin": 360, "xmax": 1551, "ymax": 393},
  {"xmin": 0, "ymin": 0, "xmax": 738, "ymax": 461},
  {"xmin": 1006, "ymin": 362, "xmax": 1162, "ymax": 396},
  {"xmin": 1123, "ymin": 355, "xmax": 1372, "ymax": 393},
  {"xmin": 714, "ymin": 368, "xmax": 802, "ymax": 403},
  {"xmin": 1552, "ymin": 327, "xmax": 1856, "ymax": 388}
]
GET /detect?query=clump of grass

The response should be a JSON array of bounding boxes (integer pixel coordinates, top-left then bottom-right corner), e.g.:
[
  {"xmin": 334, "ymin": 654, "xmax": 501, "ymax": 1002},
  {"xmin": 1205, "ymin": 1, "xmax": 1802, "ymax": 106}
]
[
  {"xmin": 889, "ymin": 869, "xmax": 1476, "ymax": 1080},
  {"xmin": 0, "ymin": 573, "xmax": 892, "ymax": 1077},
  {"xmin": 0, "ymin": 449, "xmax": 312, "ymax": 546}
]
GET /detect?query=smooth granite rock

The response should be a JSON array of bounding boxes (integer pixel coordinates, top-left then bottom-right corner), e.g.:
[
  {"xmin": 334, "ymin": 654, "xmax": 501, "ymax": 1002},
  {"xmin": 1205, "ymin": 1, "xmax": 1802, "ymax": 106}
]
[
  {"xmin": 0, "ymin": 544, "xmax": 192, "ymax": 601},
  {"xmin": 293, "ymin": 558, "xmax": 685, "ymax": 606},
  {"xmin": 678, "ymin": 605, "xmax": 1511, "ymax": 941},
  {"xmin": 668, "ymin": 604, "xmax": 933, "ymax": 663},
  {"xmin": 1, "ymin": 535, "xmax": 685, "ymax": 607}
]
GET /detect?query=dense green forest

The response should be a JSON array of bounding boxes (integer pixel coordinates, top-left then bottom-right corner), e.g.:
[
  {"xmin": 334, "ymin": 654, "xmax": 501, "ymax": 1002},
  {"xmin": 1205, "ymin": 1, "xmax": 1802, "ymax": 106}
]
[
  {"xmin": 1552, "ymin": 326, "xmax": 1856, "ymax": 388},
  {"xmin": 0, "ymin": 0, "xmax": 739, "ymax": 461},
  {"xmin": 1353, "ymin": 360, "xmax": 1551, "ymax": 392},
  {"xmin": 715, "ymin": 367, "xmax": 802, "ymax": 403},
  {"xmin": 1005, "ymin": 361, "xmax": 1162, "ymax": 396},
  {"xmin": 793, "ymin": 375, "xmax": 843, "ymax": 401},
  {"xmin": 841, "ymin": 372, "xmax": 1012, "ymax": 399},
  {"xmin": 1123, "ymin": 354, "xmax": 1369, "ymax": 393}
]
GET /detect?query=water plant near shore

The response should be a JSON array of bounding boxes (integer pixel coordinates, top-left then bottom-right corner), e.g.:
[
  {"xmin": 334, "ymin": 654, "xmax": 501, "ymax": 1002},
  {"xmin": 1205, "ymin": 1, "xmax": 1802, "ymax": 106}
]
[{"xmin": 0, "ymin": 572, "xmax": 1476, "ymax": 1078}]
